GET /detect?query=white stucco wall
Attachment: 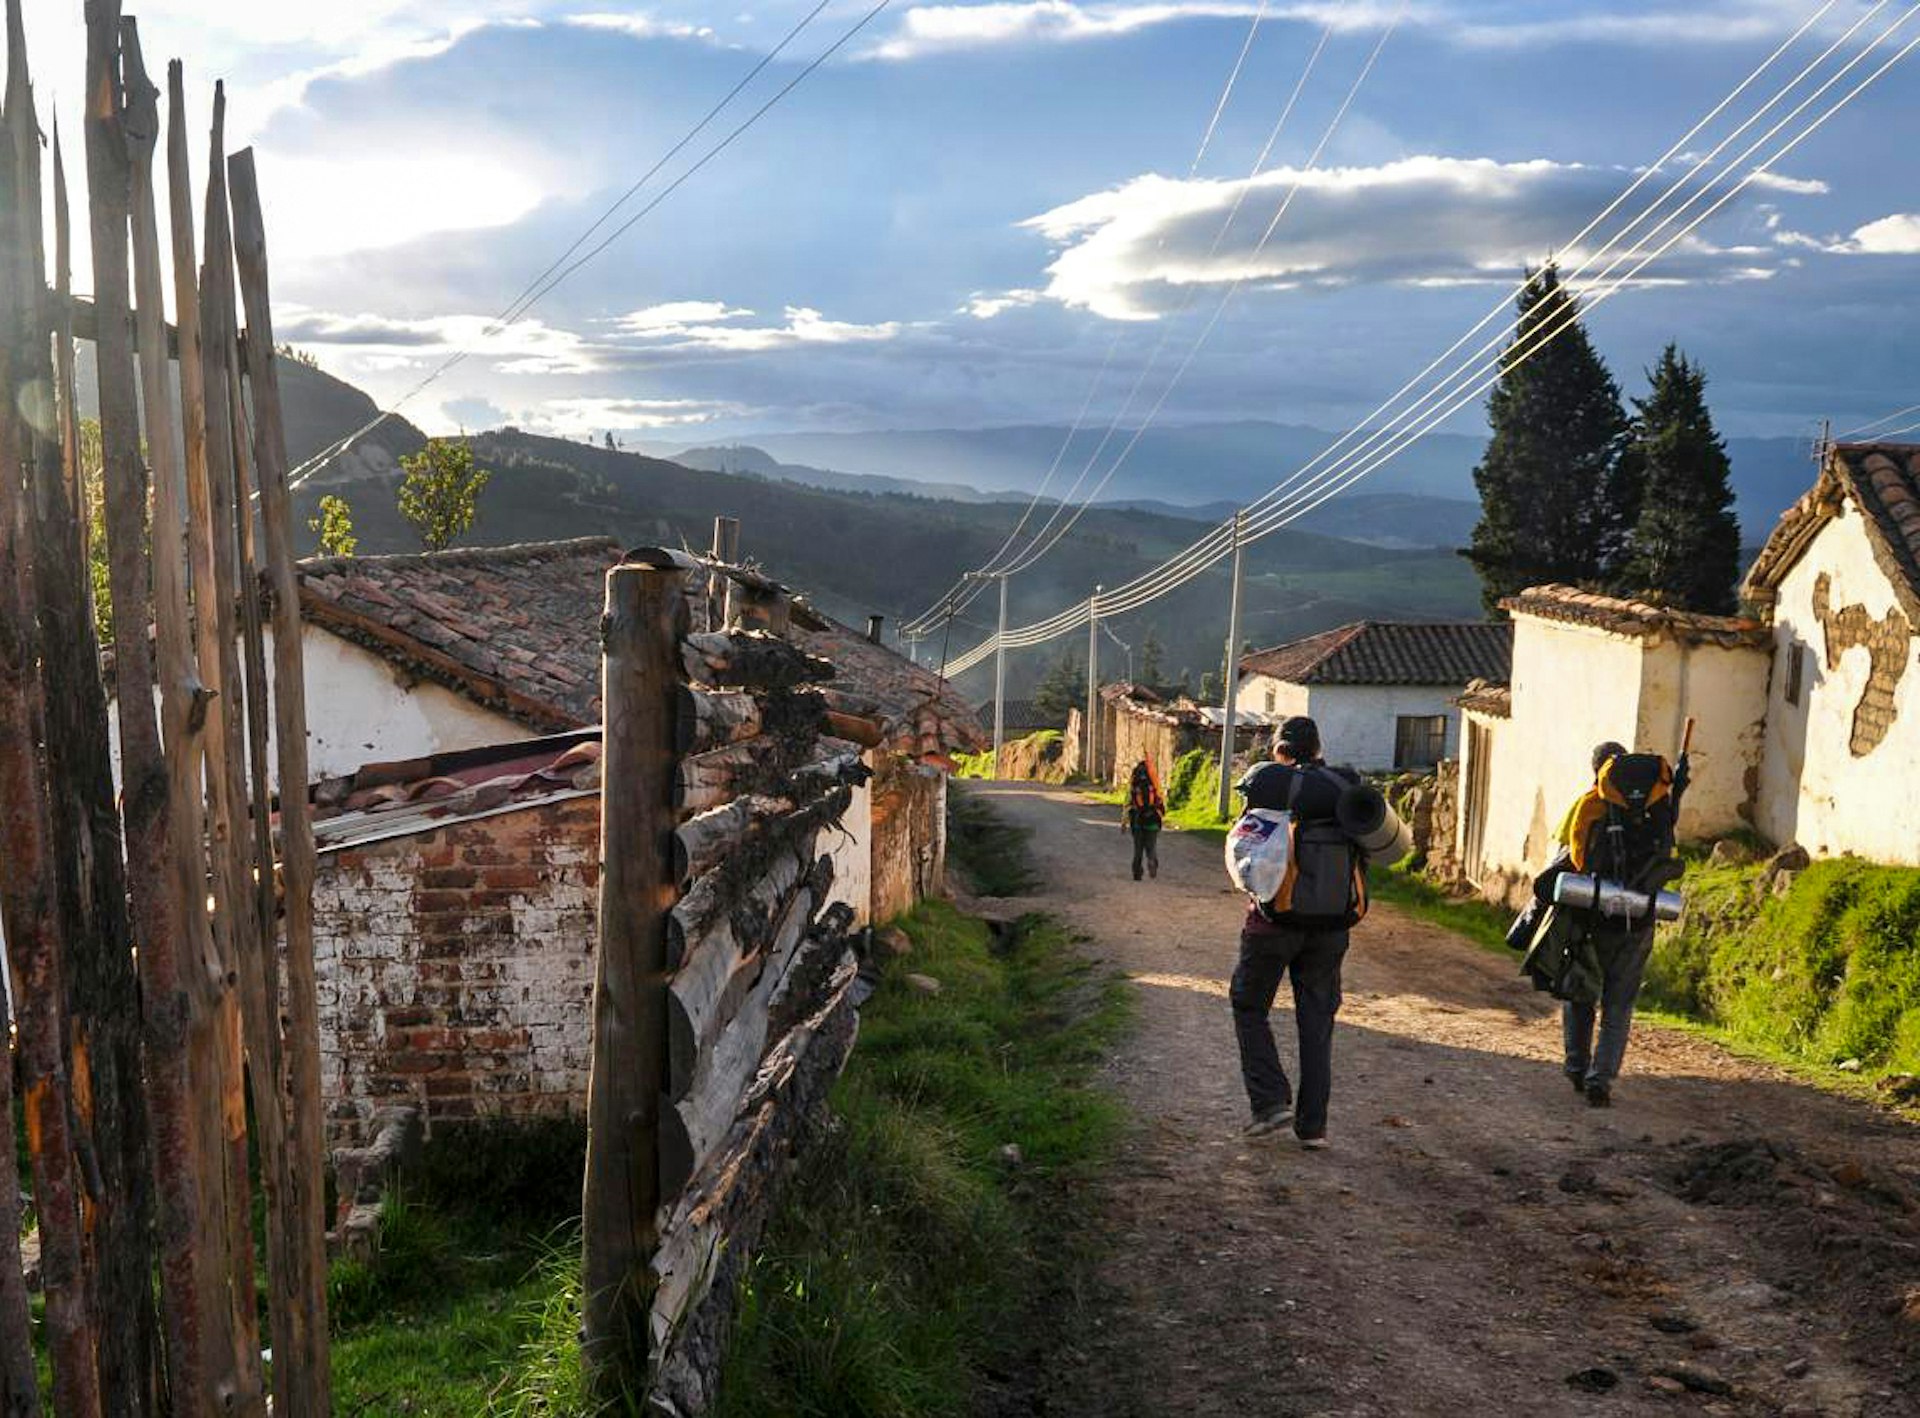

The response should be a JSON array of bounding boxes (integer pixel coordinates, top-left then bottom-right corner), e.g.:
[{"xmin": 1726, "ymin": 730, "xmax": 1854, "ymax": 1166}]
[
  {"xmin": 1235, "ymin": 673, "xmax": 1311, "ymax": 721},
  {"xmin": 822, "ymin": 752, "xmax": 876, "ymax": 928},
  {"xmin": 1234, "ymin": 675, "xmax": 1464, "ymax": 771},
  {"xmin": 1757, "ymin": 506, "xmax": 1920, "ymax": 864},
  {"xmin": 1465, "ymin": 614, "xmax": 1770, "ymax": 897},
  {"xmin": 1471, "ymin": 618, "xmax": 1644, "ymax": 893}
]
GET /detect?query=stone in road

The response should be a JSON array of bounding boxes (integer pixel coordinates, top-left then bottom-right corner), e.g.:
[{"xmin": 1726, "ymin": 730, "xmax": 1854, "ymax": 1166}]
[{"xmin": 968, "ymin": 784, "xmax": 1920, "ymax": 1418}]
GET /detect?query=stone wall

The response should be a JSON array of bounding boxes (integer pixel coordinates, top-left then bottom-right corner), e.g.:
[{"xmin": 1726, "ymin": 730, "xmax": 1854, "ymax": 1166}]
[
  {"xmin": 312, "ymin": 795, "xmax": 601, "ymax": 1144},
  {"xmin": 870, "ymin": 759, "xmax": 946, "ymax": 924}
]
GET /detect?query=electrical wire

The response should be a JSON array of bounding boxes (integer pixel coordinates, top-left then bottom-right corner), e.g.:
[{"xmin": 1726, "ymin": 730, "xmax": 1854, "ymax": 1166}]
[
  {"xmin": 284, "ymin": 0, "xmax": 892, "ymax": 493},
  {"xmin": 1835, "ymin": 401, "xmax": 1920, "ymax": 439},
  {"xmin": 941, "ymin": 2, "xmax": 1916, "ymax": 675}
]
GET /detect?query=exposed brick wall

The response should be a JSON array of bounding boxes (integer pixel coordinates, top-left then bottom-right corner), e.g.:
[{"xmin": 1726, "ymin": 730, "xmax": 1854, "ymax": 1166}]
[
  {"xmin": 1814, "ymin": 571, "xmax": 1913, "ymax": 756},
  {"xmin": 313, "ymin": 796, "xmax": 601, "ymax": 1144}
]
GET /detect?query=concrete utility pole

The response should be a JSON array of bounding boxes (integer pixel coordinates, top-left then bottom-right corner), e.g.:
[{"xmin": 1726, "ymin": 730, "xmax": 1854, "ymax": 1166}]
[
  {"xmin": 1085, "ymin": 586, "xmax": 1100, "ymax": 783},
  {"xmin": 1216, "ymin": 510, "xmax": 1246, "ymax": 821},
  {"xmin": 989, "ymin": 572, "xmax": 1009, "ymax": 772}
]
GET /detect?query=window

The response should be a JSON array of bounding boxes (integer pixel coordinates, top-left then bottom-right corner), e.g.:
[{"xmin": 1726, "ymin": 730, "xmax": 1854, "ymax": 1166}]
[
  {"xmin": 1783, "ymin": 640, "xmax": 1806, "ymax": 707},
  {"xmin": 1264, "ymin": 687, "xmax": 1277, "ymax": 713},
  {"xmin": 1394, "ymin": 714, "xmax": 1449, "ymax": 771}
]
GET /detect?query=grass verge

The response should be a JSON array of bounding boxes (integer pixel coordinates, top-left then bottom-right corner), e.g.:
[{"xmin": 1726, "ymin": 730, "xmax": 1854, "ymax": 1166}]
[
  {"xmin": 712, "ymin": 899, "xmax": 1131, "ymax": 1418},
  {"xmin": 947, "ymin": 786, "xmax": 1041, "ymax": 896}
]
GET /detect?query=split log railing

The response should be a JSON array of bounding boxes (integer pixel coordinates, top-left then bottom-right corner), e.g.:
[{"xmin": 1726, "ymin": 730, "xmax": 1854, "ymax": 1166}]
[
  {"xmin": 584, "ymin": 549, "xmax": 869, "ymax": 1412},
  {"xmin": 0, "ymin": 4, "xmax": 330, "ymax": 1412}
]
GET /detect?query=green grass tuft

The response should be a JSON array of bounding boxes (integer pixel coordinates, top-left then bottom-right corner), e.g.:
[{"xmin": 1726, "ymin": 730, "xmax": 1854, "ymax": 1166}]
[
  {"xmin": 946, "ymin": 787, "xmax": 1041, "ymax": 896},
  {"xmin": 712, "ymin": 900, "xmax": 1131, "ymax": 1418}
]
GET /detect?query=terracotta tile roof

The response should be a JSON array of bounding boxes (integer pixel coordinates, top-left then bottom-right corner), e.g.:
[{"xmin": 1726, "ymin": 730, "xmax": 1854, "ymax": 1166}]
[
  {"xmin": 298, "ymin": 538, "xmax": 621, "ymax": 731},
  {"xmin": 1744, "ymin": 442, "xmax": 1920, "ymax": 622},
  {"xmin": 299, "ymin": 537, "xmax": 986, "ymax": 757},
  {"xmin": 795, "ymin": 618, "xmax": 986, "ymax": 759},
  {"xmin": 1499, "ymin": 585, "xmax": 1770, "ymax": 648},
  {"xmin": 1240, "ymin": 621, "xmax": 1513, "ymax": 686},
  {"xmin": 1455, "ymin": 678, "xmax": 1513, "ymax": 719},
  {"xmin": 971, "ymin": 699, "xmax": 1065, "ymax": 735},
  {"xmin": 310, "ymin": 730, "xmax": 604, "ymax": 851}
]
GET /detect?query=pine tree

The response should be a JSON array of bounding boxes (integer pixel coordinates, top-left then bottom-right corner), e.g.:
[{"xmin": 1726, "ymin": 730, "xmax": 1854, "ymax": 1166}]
[
  {"xmin": 1616, "ymin": 345, "xmax": 1742, "ymax": 614},
  {"xmin": 1464, "ymin": 263, "xmax": 1635, "ymax": 615},
  {"xmin": 1032, "ymin": 648, "xmax": 1084, "ymax": 719}
]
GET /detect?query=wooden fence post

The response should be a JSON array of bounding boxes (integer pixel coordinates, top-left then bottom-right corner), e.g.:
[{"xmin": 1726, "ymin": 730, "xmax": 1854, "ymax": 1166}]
[
  {"xmin": 80, "ymin": 2, "xmax": 232, "ymax": 1412},
  {"xmin": 11, "ymin": 5, "xmax": 157, "ymax": 1408},
  {"xmin": 230, "ymin": 143, "xmax": 335, "ymax": 1418},
  {"xmin": 583, "ymin": 561, "xmax": 688, "ymax": 1396}
]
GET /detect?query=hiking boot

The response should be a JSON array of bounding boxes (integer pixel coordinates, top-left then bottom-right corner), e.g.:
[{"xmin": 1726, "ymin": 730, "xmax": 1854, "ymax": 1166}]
[
  {"xmin": 1148, "ymin": 859, "xmax": 1158, "ymax": 879},
  {"xmin": 1298, "ymin": 1133, "xmax": 1330, "ymax": 1151},
  {"xmin": 1243, "ymin": 1106, "xmax": 1294, "ymax": 1137},
  {"xmin": 1585, "ymin": 1082, "xmax": 1612, "ymax": 1109},
  {"xmin": 1567, "ymin": 1072, "xmax": 1588, "ymax": 1096}
]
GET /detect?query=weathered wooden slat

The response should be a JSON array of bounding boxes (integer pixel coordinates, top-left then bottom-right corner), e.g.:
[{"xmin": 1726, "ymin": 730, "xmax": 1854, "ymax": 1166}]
[
  {"xmin": 675, "ymin": 738, "xmax": 781, "ymax": 816},
  {"xmin": 582, "ymin": 562, "xmax": 687, "ymax": 1398},
  {"xmin": 680, "ymin": 629, "xmax": 834, "ymax": 691},
  {"xmin": 666, "ymin": 881, "xmax": 813, "ymax": 1103},
  {"xmin": 674, "ymin": 687, "xmax": 762, "ymax": 756},
  {"xmin": 666, "ymin": 786, "xmax": 851, "ymax": 963},
  {"xmin": 824, "ymin": 708, "xmax": 886, "ymax": 748},
  {"xmin": 81, "ymin": 0, "xmax": 222, "ymax": 1412},
  {"xmin": 231, "ymin": 143, "xmax": 335, "ymax": 1418},
  {"xmin": 647, "ymin": 960, "xmax": 859, "ymax": 1397},
  {"xmin": 673, "ymin": 796, "xmax": 771, "ymax": 883},
  {"xmin": 658, "ymin": 898, "xmax": 851, "ymax": 1199}
]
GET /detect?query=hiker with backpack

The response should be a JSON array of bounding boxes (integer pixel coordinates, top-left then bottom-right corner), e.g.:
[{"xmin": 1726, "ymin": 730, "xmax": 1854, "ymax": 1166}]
[
  {"xmin": 1123, "ymin": 759, "xmax": 1165, "ymax": 881},
  {"xmin": 1225, "ymin": 717, "xmax": 1373, "ymax": 1149},
  {"xmin": 1520, "ymin": 737, "xmax": 1690, "ymax": 1108}
]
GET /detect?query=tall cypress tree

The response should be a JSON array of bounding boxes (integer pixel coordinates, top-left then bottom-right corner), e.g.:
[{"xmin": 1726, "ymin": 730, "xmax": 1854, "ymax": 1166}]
[
  {"xmin": 1464, "ymin": 263, "xmax": 1635, "ymax": 615},
  {"xmin": 1617, "ymin": 345, "xmax": 1742, "ymax": 614}
]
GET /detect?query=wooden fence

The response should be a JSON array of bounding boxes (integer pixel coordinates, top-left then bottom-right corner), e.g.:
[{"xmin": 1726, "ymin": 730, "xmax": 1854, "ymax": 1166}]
[
  {"xmin": 0, "ymin": 4, "xmax": 330, "ymax": 1413},
  {"xmin": 583, "ymin": 549, "xmax": 870, "ymax": 1410}
]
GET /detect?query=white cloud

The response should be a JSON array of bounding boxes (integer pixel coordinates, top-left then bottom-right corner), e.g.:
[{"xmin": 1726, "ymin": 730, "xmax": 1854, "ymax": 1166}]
[
  {"xmin": 1841, "ymin": 213, "xmax": 1920, "ymax": 254},
  {"xmin": 280, "ymin": 309, "xmax": 599, "ymax": 374},
  {"xmin": 867, "ymin": 2, "xmax": 1398, "ymax": 60},
  {"xmin": 1020, "ymin": 155, "xmax": 1822, "ymax": 318},
  {"xmin": 961, "ymin": 289, "xmax": 1044, "ymax": 319},
  {"xmin": 532, "ymin": 396, "xmax": 745, "ymax": 435},
  {"xmin": 259, "ymin": 151, "xmax": 545, "ymax": 261},
  {"xmin": 611, "ymin": 303, "xmax": 902, "ymax": 351},
  {"xmin": 563, "ymin": 13, "xmax": 717, "ymax": 41},
  {"xmin": 612, "ymin": 301, "xmax": 756, "ymax": 332}
]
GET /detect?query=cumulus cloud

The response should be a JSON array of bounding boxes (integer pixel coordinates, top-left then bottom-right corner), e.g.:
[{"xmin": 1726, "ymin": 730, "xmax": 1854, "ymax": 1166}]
[
  {"xmin": 563, "ymin": 13, "xmax": 716, "ymax": 41},
  {"xmin": 1021, "ymin": 155, "xmax": 1821, "ymax": 318},
  {"xmin": 531, "ymin": 396, "xmax": 746, "ymax": 435},
  {"xmin": 962, "ymin": 289, "xmax": 1045, "ymax": 319},
  {"xmin": 609, "ymin": 303, "xmax": 903, "ymax": 351},
  {"xmin": 278, "ymin": 309, "xmax": 598, "ymax": 374},
  {"xmin": 865, "ymin": 1, "xmax": 1399, "ymax": 60},
  {"xmin": 1839, "ymin": 213, "xmax": 1920, "ymax": 254}
]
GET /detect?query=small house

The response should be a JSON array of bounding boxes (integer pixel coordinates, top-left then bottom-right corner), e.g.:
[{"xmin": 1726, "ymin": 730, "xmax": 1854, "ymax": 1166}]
[
  {"xmin": 1235, "ymin": 621, "xmax": 1513, "ymax": 772},
  {"xmin": 1741, "ymin": 442, "xmax": 1920, "ymax": 862},
  {"xmin": 1454, "ymin": 588, "xmax": 1775, "ymax": 904}
]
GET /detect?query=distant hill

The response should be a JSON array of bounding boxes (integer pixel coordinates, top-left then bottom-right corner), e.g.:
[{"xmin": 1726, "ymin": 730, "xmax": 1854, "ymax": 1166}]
[
  {"xmin": 657, "ymin": 421, "xmax": 1818, "ymax": 542},
  {"xmin": 672, "ymin": 443, "xmax": 994, "ymax": 504}
]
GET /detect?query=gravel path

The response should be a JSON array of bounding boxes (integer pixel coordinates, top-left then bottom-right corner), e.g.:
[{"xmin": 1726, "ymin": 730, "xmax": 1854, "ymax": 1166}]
[{"xmin": 966, "ymin": 783, "xmax": 1920, "ymax": 1418}]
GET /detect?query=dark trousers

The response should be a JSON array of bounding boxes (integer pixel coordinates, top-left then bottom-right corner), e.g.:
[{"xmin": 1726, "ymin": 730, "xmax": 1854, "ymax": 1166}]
[
  {"xmin": 1130, "ymin": 826, "xmax": 1159, "ymax": 880},
  {"xmin": 1230, "ymin": 924, "xmax": 1349, "ymax": 1137},
  {"xmin": 1563, "ymin": 927, "xmax": 1655, "ymax": 1087}
]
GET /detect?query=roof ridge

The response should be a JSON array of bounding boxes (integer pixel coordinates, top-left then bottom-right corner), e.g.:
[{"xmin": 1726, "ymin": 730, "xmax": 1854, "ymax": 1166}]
[{"xmin": 300, "ymin": 535, "xmax": 623, "ymax": 577}]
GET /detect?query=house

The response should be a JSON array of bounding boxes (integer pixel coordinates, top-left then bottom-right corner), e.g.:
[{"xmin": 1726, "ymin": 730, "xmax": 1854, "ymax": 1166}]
[
  {"xmin": 1453, "ymin": 587, "xmax": 1771, "ymax": 904},
  {"xmin": 290, "ymin": 536, "xmax": 983, "ymax": 927},
  {"xmin": 1235, "ymin": 621, "xmax": 1514, "ymax": 772},
  {"xmin": 1741, "ymin": 442, "xmax": 1920, "ymax": 863}
]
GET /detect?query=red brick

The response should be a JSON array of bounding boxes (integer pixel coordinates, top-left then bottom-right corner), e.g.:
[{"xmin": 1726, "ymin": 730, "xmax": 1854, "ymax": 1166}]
[
  {"xmin": 480, "ymin": 865, "xmax": 544, "ymax": 892},
  {"xmin": 420, "ymin": 867, "xmax": 479, "ymax": 890}
]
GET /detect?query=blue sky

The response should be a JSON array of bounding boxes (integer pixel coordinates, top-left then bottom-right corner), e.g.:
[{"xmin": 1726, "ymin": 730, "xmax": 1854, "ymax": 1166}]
[{"xmin": 18, "ymin": 1, "xmax": 1920, "ymax": 457}]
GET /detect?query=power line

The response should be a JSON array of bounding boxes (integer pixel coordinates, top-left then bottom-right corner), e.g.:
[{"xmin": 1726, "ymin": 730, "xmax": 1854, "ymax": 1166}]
[
  {"xmin": 940, "ymin": 2, "xmax": 1916, "ymax": 675},
  {"xmin": 1835, "ymin": 400, "xmax": 1920, "ymax": 439},
  {"xmin": 285, "ymin": 0, "xmax": 893, "ymax": 493},
  {"xmin": 904, "ymin": 2, "xmax": 1280, "ymax": 637}
]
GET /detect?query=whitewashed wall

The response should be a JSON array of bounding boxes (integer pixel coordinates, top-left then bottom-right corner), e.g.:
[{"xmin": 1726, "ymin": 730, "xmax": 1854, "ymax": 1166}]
[
  {"xmin": 821, "ymin": 752, "xmax": 876, "ymax": 928},
  {"xmin": 1234, "ymin": 676, "xmax": 1466, "ymax": 771},
  {"xmin": 1234, "ymin": 674, "xmax": 1310, "ymax": 721},
  {"xmin": 1757, "ymin": 507, "xmax": 1920, "ymax": 864}
]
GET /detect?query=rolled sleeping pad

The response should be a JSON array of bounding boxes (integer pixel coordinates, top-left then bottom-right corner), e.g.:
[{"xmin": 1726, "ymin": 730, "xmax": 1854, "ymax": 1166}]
[
  {"xmin": 1552, "ymin": 872, "xmax": 1683, "ymax": 923},
  {"xmin": 1335, "ymin": 782, "xmax": 1413, "ymax": 866}
]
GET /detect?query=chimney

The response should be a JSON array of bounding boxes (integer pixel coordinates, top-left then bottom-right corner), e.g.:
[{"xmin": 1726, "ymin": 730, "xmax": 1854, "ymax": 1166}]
[{"xmin": 866, "ymin": 614, "xmax": 884, "ymax": 645}]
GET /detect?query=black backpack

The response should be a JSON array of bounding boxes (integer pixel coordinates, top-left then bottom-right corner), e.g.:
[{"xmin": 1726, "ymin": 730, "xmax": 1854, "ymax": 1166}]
[{"xmin": 1586, "ymin": 753, "xmax": 1678, "ymax": 890}]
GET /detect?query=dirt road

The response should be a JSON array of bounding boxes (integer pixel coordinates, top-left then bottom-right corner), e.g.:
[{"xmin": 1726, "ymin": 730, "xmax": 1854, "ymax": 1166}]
[{"xmin": 965, "ymin": 784, "xmax": 1920, "ymax": 1418}]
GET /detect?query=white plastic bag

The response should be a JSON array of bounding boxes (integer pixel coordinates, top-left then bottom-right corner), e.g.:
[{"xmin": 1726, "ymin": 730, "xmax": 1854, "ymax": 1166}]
[{"xmin": 1226, "ymin": 808, "xmax": 1293, "ymax": 905}]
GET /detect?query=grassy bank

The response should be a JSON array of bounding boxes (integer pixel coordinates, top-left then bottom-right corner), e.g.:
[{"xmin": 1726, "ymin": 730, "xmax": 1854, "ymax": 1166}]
[
  {"xmin": 326, "ymin": 893, "xmax": 1127, "ymax": 1413},
  {"xmin": 714, "ymin": 900, "xmax": 1129, "ymax": 1417}
]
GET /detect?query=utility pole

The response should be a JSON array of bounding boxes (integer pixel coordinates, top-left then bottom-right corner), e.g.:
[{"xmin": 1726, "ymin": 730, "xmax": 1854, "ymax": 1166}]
[
  {"xmin": 992, "ymin": 572, "xmax": 1008, "ymax": 773},
  {"xmin": 1216, "ymin": 511, "xmax": 1245, "ymax": 821},
  {"xmin": 1085, "ymin": 586, "xmax": 1100, "ymax": 783}
]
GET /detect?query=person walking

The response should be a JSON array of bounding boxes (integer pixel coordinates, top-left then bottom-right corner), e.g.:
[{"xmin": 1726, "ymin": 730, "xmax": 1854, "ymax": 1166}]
[
  {"xmin": 1229, "ymin": 716, "xmax": 1366, "ymax": 1149},
  {"xmin": 1123, "ymin": 759, "xmax": 1164, "ymax": 881},
  {"xmin": 1542, "ymin": 741, "xmax": 1687, "ymax": 1108}
]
